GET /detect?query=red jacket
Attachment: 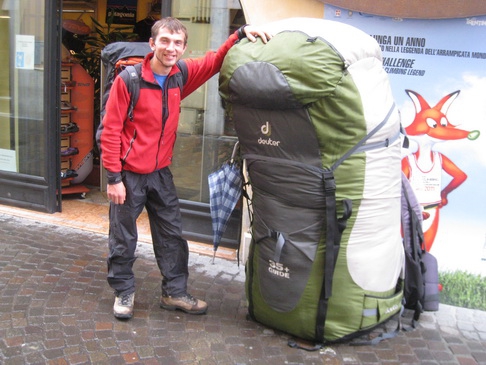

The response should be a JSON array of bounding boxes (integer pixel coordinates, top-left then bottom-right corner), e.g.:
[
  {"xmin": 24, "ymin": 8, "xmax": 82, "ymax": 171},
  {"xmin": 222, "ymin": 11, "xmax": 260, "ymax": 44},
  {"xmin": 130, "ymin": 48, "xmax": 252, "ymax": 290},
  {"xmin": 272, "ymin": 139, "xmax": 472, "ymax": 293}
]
[{"xmin": 100, "ymin": 32, "xmax": 239, "ymax": 180}]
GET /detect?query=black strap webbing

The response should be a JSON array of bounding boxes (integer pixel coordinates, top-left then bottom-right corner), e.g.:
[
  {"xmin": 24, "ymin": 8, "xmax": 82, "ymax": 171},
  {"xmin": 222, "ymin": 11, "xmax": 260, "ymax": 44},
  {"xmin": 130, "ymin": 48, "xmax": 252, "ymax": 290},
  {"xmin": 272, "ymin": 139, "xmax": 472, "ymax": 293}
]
[
  {"xmin": 124, "ymin": 64, "xmax": 141, "ymax": 122},
  {"xmin": 350, "ymin": 307, "xmax": 403, "ymax": 346},
  {"xmin": 315, "ymin": 186, "xmax": 352, "ymax": 341}
]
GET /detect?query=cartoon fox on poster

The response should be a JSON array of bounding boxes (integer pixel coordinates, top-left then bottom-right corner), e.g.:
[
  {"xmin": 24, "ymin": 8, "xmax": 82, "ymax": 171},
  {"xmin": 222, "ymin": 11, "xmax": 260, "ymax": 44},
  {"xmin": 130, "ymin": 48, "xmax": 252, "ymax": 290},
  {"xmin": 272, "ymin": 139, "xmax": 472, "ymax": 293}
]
[{"xmin": 401, "ymin": 89, "xmax": 480, "ymax": 252}]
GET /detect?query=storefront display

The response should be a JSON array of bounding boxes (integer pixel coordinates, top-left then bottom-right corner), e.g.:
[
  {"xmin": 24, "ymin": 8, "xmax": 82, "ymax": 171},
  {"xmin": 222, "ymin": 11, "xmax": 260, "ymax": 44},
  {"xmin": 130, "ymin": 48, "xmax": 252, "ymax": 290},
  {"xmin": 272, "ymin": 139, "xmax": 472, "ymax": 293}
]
[{"xmin": 60, "ymin": 61, "xmax": 93, "ymax": 196}]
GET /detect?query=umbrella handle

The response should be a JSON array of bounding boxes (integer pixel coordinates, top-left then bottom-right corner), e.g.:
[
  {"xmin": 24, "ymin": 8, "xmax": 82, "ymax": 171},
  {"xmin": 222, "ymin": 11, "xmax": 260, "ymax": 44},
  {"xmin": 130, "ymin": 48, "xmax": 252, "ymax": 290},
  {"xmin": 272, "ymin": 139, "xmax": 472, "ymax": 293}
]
[{"xmin": 230, "ymin": 141, "xmax": 239, "ymax": 163}]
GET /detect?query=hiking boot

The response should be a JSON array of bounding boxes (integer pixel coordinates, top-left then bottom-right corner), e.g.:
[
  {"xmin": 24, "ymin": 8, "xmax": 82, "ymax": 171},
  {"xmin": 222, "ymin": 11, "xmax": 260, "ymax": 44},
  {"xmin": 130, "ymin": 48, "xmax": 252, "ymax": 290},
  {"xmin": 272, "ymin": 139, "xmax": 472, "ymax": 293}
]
[
  {"xmin": 113, "ymin": 292, "xmax": 134, "ymax": 319},
  {"xmin": 160, "ymin": 294, "xmax": 207, "ymax": 314}
]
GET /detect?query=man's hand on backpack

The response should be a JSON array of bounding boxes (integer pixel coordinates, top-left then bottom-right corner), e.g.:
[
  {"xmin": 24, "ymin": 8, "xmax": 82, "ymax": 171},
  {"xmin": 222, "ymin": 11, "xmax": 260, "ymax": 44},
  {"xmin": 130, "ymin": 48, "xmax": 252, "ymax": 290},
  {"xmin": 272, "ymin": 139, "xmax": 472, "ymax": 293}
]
[
  {"xmin": 243, "ymin": 25, "xmax": 273, "ymax": 44},
  {"xmin": 107, "ymin": 182, "xmax": 126, "ymax": 205}
]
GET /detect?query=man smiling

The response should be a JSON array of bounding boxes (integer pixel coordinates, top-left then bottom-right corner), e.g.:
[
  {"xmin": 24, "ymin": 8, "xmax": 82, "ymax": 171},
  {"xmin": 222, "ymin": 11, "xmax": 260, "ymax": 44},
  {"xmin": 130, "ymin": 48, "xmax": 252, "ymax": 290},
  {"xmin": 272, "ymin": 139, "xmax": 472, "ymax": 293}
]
[{"xmin": 98, "ymin": 17, "xmax": 271, "ymax": 319}]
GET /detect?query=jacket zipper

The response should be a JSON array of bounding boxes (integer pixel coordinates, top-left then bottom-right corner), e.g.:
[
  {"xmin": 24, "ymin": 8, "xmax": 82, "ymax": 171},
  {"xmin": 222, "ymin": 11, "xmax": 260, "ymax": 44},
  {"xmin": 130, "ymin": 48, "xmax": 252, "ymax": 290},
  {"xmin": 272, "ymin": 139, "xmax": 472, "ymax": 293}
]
[{"xmin": 155, "ymin": 78, "xmax": 170, "ymax": 170}]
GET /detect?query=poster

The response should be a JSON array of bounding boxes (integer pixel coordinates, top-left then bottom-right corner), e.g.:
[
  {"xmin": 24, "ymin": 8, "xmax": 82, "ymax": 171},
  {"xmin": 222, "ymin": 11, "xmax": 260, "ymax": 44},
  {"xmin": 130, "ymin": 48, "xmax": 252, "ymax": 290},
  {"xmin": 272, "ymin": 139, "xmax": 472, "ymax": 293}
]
[
  {"xmin": 15, "ymin": 35, "xmax": 35, "ymax": 70},
  {"xmin": 324, "ymin": 5, "xmax": 486, "ymax": 277},
  {"xmin": 0, "ymin": 149, "xmax": 16, "ymax": 172},
  {"xmin": 106, "ymin": 0, "xmax": 137, "ymax": 25}
]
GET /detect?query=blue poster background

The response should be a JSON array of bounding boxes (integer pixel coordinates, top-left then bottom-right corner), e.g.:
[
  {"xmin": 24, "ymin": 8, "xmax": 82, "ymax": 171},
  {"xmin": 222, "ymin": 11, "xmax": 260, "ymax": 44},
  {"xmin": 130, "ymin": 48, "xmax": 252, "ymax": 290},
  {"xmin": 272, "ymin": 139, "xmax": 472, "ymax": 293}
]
[{"xmin": 325, "ymin": 5, "xmax": 486, "ymax": 276}]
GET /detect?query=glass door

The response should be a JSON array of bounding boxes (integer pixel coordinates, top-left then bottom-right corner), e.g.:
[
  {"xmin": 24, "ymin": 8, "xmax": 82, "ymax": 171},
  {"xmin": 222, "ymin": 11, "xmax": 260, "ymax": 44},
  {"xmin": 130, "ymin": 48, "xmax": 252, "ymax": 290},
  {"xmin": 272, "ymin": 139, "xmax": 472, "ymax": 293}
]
[
  {"xmin": 167, "ymin": 4, "xmax": 244, "ymax": 246},
  {"xmin": 0, "ymin": 0, "xmax": 61, "ymax": 212}
]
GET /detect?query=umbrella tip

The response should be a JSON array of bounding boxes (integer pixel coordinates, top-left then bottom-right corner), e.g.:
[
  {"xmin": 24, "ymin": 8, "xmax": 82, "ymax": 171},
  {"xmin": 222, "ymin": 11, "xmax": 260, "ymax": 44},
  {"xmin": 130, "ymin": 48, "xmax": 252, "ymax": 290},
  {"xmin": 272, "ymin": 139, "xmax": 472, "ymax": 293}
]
[{"xmin": 212, "ymin": 250, "xmax": 216, "ymax": 264}]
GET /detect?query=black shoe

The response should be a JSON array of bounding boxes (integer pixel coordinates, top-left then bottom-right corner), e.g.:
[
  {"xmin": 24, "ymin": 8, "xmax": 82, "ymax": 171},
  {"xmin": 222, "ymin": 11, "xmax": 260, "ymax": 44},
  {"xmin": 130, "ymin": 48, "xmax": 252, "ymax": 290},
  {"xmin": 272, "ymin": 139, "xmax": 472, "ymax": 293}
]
[
  {"xmin": 61, "ymin": 122, "xmax": 79, "ymax": 134},
  {"xmin": 61, "ymin": 169, "xmax": 78, "ymax": 179}
]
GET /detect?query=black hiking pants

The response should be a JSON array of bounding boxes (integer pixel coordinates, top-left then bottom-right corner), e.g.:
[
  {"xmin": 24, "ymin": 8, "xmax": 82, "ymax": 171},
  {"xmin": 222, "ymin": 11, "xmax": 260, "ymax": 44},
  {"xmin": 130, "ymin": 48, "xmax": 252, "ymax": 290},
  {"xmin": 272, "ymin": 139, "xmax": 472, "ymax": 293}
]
[{"xmin": 107, "ymin": 167, "xmax": 189, "ymax": 297}]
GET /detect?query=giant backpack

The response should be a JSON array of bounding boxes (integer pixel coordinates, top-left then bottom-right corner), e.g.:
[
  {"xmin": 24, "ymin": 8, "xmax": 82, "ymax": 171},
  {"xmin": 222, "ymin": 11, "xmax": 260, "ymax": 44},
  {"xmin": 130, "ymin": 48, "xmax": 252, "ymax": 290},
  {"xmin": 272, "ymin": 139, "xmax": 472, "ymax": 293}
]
[{"xmin": 219, "ymin": 18, "xmax": 404, "ymax": 344}]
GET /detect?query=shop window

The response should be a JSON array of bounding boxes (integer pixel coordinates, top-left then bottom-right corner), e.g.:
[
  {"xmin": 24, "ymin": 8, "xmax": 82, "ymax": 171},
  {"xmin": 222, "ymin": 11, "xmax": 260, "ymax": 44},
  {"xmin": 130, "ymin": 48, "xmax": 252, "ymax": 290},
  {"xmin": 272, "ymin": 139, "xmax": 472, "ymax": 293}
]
[{"xmin": 0, "ymin": 1, "xmax": 47, "ymax": 176}]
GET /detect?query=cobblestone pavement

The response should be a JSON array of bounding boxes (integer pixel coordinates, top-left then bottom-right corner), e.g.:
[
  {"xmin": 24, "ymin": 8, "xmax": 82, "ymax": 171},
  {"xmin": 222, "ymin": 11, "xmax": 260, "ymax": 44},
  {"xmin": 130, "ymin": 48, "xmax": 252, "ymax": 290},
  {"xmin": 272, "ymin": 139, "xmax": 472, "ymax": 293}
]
[{"xmin": 1, "ymin": 213, "xmax": 486, "ymax": 365}]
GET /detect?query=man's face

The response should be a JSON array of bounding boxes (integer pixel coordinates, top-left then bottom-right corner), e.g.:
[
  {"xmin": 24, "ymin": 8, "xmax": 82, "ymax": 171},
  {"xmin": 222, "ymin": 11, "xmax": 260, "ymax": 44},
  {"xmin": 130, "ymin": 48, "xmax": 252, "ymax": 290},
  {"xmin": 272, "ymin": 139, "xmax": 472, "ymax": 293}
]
[{"xmin": 150, "ymin": 27, "xmax": 187, "ymax": 71}]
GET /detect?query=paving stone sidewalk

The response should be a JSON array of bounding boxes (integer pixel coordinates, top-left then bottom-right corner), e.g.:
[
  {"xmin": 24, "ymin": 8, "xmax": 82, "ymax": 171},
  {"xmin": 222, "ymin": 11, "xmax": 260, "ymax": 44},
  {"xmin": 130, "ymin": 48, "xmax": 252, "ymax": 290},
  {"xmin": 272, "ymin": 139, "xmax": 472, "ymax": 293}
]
[{"xmin": 0, "ymin": 213, "xmax": 485, "ymax": 364}]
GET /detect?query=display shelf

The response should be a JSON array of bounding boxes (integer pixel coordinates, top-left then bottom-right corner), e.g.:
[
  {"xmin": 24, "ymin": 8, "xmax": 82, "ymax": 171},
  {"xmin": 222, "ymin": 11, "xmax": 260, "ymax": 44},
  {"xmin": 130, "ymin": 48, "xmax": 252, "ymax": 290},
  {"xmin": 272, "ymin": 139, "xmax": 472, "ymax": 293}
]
[{"xmin": 58, "ymin": 62, "xmax": 94, "ymax": 197}]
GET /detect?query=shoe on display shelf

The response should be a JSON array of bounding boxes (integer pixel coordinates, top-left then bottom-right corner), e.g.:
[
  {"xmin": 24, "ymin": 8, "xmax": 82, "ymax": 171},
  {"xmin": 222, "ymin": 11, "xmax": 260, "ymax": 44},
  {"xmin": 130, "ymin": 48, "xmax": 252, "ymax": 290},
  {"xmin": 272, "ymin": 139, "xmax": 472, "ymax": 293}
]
[
  {"xmin": 61, "ymin": 122, "xmax": 79, "ymax": 134},
  {"xmin": 61, "ymin": 101, "xmax": 76, "ymax": 111},
  {"xmin": 61, "ymin": 147, "xmax": 79, "ymax": 157},
  {"xmin": 61, "ymin": 169, "xmax": 78, "ymax": 179}
]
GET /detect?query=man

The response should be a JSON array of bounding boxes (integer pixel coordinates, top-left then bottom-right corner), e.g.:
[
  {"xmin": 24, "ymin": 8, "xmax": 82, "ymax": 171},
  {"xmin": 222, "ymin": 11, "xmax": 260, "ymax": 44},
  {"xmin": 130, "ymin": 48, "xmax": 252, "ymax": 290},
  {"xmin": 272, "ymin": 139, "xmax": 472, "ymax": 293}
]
[{"xmin": 98, "ymin": 17, "xmax": 271, "ymax": 319}]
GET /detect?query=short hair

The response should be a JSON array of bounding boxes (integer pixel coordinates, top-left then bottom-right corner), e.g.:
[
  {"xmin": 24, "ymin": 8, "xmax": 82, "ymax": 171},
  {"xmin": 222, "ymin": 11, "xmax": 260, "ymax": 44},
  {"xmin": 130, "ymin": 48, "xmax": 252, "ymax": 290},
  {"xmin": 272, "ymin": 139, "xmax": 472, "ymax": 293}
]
[{"xmin": 151, "ymin": 17, "xmax": 188, "ymax": 45}]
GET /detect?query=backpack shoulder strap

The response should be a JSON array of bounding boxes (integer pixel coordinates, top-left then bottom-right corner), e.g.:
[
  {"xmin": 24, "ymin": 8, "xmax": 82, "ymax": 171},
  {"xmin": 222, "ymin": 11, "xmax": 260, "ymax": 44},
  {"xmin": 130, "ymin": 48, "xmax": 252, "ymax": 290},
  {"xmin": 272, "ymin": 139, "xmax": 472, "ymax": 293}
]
[
  {"xmin": 174, "ymin": 60, "xmax": 188, "ymax": 95},
  {"xmin": 176, "ymin": 60, "xmax": 188, "ymax": 87},
  {"xmin": 120, "ymin": 63, "xmax": 142, "ymax": 122}
]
